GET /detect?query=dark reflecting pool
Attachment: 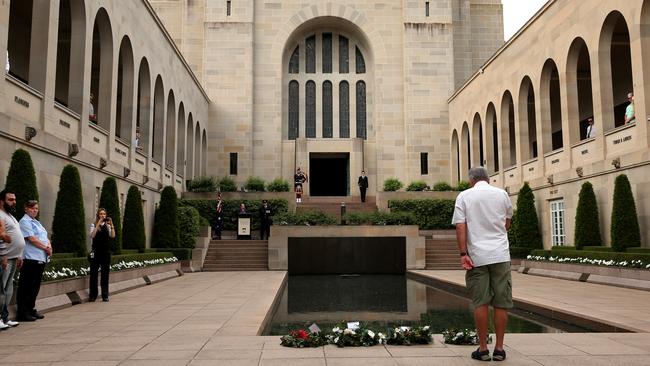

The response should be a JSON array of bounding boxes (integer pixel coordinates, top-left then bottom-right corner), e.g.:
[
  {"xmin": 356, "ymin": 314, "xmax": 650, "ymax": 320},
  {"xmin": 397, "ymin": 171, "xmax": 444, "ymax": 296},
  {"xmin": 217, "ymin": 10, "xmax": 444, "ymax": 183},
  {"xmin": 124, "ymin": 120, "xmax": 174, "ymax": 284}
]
[{"xmin": 264, "ymin": 275, "xmax": 593, "ymax": 335}]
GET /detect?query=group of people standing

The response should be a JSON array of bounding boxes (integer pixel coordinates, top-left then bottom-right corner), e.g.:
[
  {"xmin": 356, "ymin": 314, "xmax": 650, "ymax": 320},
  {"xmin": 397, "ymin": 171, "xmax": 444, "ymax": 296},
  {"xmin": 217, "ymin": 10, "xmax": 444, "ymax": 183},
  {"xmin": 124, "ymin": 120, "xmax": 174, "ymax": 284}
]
[
  {"xmin": 0, "ymin": 188, "xmax": 116, "ymax": 330},
  {"xmin": 0, "ymin": 190, "xmax": 48, "ymax": 329},
  {"xmin": 212, "ymin": 194, "xmax": 273, "ymax": 240}
]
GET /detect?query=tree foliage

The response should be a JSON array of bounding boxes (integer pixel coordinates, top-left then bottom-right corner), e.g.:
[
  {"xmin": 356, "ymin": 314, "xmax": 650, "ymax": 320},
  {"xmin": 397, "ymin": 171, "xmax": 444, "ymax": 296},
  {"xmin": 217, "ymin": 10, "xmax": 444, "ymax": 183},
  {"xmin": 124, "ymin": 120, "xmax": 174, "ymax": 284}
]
[
  {"xmin": 610, "ymin": 174, "xmax": 640, "ymax": 252},
  {"xmin": 153, "ymin": 186, "xmax": 179, "ymax": 248},
  {"xmin": 51, "ymin": 165, "xmax": 86, "ymax": 257},
  {"xmin": 512, "ymin": 182, "xmax": 542, "ymax": 250},
  {"xmin": 4, "ymin": 148, "xmax": 38, "ymax": 220},
  {"xmin": 574, "ymin": 182, "xmax": 601, "ymax": 249},
  {"xmin": 123, "ymin": 185, "xmax": 146, "ymax": 252},
  {"xmin": 99, "ymin": 177, "xmax": 122, "ymax": 254}
]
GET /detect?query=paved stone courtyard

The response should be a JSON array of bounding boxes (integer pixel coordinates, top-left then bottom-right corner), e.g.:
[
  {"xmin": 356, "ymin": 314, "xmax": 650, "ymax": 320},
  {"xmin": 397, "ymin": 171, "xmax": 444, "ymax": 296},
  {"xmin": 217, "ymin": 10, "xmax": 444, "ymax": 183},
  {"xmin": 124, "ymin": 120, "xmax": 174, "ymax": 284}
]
[{"xmin": 1, "ymin": 271, "xmax": 650, "ymax": 365}]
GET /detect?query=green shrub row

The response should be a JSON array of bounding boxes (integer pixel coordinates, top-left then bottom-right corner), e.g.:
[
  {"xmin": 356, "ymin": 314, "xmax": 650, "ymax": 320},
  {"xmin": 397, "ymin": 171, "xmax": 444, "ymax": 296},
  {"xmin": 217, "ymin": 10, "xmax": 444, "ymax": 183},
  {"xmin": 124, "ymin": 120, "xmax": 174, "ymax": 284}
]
[
  {"xmin": 186, "ymin": 176, "xmax": 219, "ymax": 192},
  {"xmin": 383, "ymin": 178, "xmax": 469, "ymax": 192},
  {"xmin": 274, "ymin": 210, "xmax": 338, "ymax": 226},
  {"xmin": 388, "ymin": 199, "xmax": 455, "ymax": 230},
  {"xmin": 343, "ymin": 212, "xmax": 416, "ymax": 226},
  {"xmin": 582, "ymin": 246, "xmax": 613, "ymax": 252},
  {"xmin": 180, "ymin": 199, "xmax": 289, "ymax": 230},
  {"xmin": 186, "ymin": 176, "xmax": 292, "ymax": 192},
  {"xmin": 47, "ymin": 252, "xmax": 176, "ymax": 272},
  {"xmin": 146, "ymin": 248, "xmax": 192, "ymax": 260},
  {"xmin": 626, "ymin": 247, "xmax": 650, "ymax": 254},
  {"xmin": 509, "ymin": 247, "xmax": 532, "ymax": 259}
]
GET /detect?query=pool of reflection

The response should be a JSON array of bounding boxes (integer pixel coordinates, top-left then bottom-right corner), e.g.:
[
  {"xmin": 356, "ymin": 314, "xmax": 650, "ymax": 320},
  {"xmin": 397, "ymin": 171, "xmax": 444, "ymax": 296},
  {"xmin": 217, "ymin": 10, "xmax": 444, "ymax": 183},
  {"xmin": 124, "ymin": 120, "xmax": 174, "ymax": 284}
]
[{"xmin": 264, "ymin": 275, "xmax": 592, "ymax": 335}]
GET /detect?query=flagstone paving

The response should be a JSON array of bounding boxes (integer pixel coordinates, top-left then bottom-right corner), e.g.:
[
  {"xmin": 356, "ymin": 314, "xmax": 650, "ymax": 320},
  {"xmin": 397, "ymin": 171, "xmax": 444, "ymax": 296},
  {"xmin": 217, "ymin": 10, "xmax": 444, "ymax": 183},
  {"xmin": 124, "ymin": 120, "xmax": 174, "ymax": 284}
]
[{"xmin": 0, "ymin": 271, "xmax": 649, "ymax": 365}]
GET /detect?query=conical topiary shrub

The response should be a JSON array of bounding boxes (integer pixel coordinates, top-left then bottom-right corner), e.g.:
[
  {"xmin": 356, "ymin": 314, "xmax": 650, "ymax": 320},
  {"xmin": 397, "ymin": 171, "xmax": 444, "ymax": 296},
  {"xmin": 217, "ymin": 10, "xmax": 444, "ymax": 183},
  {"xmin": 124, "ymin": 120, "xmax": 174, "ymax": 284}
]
[
  {"xmin": 152, "ymin": 186, "xmax": 179, "ymax": 248},
  {"xmin": 574, "ymin": 182, "xmax": 601, "ymax": 249},
  {"xmin": 4, "ymin": 148, "xmax": 38, "ymax": 220},
  {"xmin": 513, "ymin": 182, "xmax": 542, "ymax": 250},
  {"xmin": 123, "ymin": 185, "xmax": 146, "ymax": 252},
  {"xmin": 51, "ymin": 164, "xmax": 86, "ymax": 257},
  {"xmin": 611, "ymin": 174, "xmax": 640, "ymax": 252},
  {"xmin": 99, "ymin": 177, "xmax": 122, "ymax": 254}
]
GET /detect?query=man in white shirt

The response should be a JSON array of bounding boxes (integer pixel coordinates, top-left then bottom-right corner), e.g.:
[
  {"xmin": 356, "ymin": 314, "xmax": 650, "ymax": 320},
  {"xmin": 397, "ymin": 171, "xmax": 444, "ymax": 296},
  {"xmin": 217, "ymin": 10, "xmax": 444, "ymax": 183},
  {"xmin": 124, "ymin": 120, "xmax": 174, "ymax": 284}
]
[
  {"xmin": 452, "ymin": 166, "xmax": 513, "ymax": 361},
  {"xmin": 0, "ymin": 190, "xmax": 26, "ymax": 328},
  {"xmin": 585, "ymin": 118, "xmax": 595, "ymax": 139}
]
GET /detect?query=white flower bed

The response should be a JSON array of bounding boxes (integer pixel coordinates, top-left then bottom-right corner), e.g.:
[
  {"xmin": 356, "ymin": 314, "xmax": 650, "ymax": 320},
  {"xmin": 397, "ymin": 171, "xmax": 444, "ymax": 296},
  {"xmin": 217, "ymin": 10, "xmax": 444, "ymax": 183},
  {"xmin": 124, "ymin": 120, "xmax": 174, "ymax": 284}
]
[
  {"xmin": 42, "ymin": 256, "xmax": 179, "ymax": 281},
  {"xmin": 526, "ymin": 255, "xmax": 650, "ymax": 269}
]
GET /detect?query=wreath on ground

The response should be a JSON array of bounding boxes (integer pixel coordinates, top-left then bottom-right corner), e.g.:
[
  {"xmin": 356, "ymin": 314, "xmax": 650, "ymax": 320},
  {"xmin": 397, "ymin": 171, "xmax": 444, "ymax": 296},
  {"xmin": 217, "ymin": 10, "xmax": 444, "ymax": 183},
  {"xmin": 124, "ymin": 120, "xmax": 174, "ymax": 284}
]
[{"xmin": 442, "ymin": 328, "xmax": 493, "ymax": 345}]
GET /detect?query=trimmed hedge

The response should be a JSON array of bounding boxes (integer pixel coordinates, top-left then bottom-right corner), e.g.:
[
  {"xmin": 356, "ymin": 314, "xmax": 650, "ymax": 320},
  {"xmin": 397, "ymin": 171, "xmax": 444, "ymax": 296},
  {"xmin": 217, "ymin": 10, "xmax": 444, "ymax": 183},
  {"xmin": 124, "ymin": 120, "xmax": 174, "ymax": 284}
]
[
  {"xmin": 433, "ymin": 181, "xmax": 452, "ymax": 191},
  {"xmin": 611, "ymin": 174, "xmax": 640, "ymax": 252},
  {"xmin": 153, "ymin": 186, "xmax": 179, "ymax": 248},
  {"xmin": 406, "ymin": 180, "xmax": 428, "ymax": 192},
  {"xmin": 388, "ymin": 199, "xmax": 455, "ymax": 230},
  {"xmin": 180, "ymin": 199, "xmax": 289, "ymax": 230},
  {"xmin": 551, "ymin": 245, "xmax": 575, "ymax": 250},
  {"xmin": 512, "ymin": 182, "xmax": 542, "ymax": 250},
  {"xmin": 582, "ymin": 246, "xmax": 613, "ymax": 252},
  {"xmin": 51, "ymin": 252, "xmax": 75, "ymax": 259},
  {"xmin": 274, "ymin": 210, "xmax": 337, "ymax": 226},
  {"xmin": 123, "ymin": 186, "xmax": 146, "ymax": 252},
  {"xmin": 99, "ymin": 177, "xmax": 122, "ymax": 254},
  {"xmin": 178, "ymin": 206, "xmax": 200, "ymax": 249},
  {"xmin": 146, "ymin": 248, "xmax": 192, "ymax": 260},
  {"xmin": 46, "ymin": 252, "xmax": 176, "ymax": 274},
  {"xmin": 344, "ymin": 212, "xmax": 416, "ymax": 226},
  {"xmin": 186, "ymin": 176, "xmax": 218, "ymax": 192},
  {"xmin": 245, "ymin": 176, "xmax": 266, "ymax": 192},
  {"xmin": 51, "ymin": 164, "xmax": 87, "ymax": 257},
  {"xmin": 509, "ymin": 247, "xmax": 532, "ymax": 259},
  {"xmin": 626, "ymin": 247, "xmax": 650, "ymax": 254},
  {"xmin": 218, "ymin": 176, "xmax": 238, "ymax": 192},
  {"xmin": 267, "ymin": 178, "xmax": 291, "ymax": 192},
  {"xmin": 4, "ymin": 148, "xmax": 38, "ymax": 220},
  {"xmin": 574, "ymin": 182, "xmax": 602, "ymax": 249},
  {"xmin": 383, "ymin": 178, "xmax": 403, "ymax": 192},
  {"xmin": 455, "ymin": 181, "xmax": 471, "ymax": 191}
]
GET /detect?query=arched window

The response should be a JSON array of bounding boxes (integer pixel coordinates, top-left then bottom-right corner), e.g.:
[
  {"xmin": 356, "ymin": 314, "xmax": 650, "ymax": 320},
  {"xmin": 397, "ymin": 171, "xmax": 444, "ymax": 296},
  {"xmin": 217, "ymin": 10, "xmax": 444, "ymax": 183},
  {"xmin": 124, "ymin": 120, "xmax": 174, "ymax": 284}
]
[
  {"xmin": 339, "ymin": 81, "xmax": 350, "ymax": 138},
  {"xmin": 152, "ymin": 76, "xmax": 164, "ymax": 162},
  {"xmin": 165, "ymin": 91, "xmax": 176, "ymax": 170},
  {"xmin": 471, "ymin": 113, "xmax": 483, "ymax": 167},
  {"xmin": 284, "ymin": 31, "xmax": 369, "ymax": 140},
  {"xmin": 194, "ymin": 123, "xmax": 201, "ymax": 177},
  {"xmin": 500, "ymin": 91, "xmax": 517, "ymax": 167},
  {"xmin": 322, "ymin": 81, "xmax": 333, "ymax": 138},
  {"xmin": 451, "ymin": 130, "xmax": 460, "ymax": 183},
  {"xmin": 288, "ymin": 81, "xmax": 299, "ymax": 139},
  {"xmin": 566, "ymin": 38, "xmax": 594, "ymax": 142},
  {"xmin": 461, "ymin": 122, "xmax": 470, "ymax": 178},
  {"xmin": 176, "ymin": 103, "xmax": 185, "ymax": 176},
  {"xmin": 186, "ymin": 114, "xmax": 194, "ymax": 178},
  {"xmin": 541, "ymin": 59, "xmax": 563, "ymax": 153},
  {"xmin": 202, "ymin": 130, "xmax": 208, "ymax": 176},
  {"xmin": 90, "ymin": 8, "xmax": 114, "ymax": 130},
  {"xmin": 485, "ymin": 102, "xmax": 499, "ymax": 173},
  {"xmin": 54, "ymin": 0, "xmax": 86, "ymax": 112},
  {"xmin": 599, "ymin": 11, "xmax": 634, "ymax": 130},
  {"xmin": 8, "ymin": 0, "xmax": 50, "ymax": 91},
  {"xmin": 356, "ymin": 81, "xmax": 366, "ymax": 139},
  {"xmin": 136, "ymin": 58, "xmax": 151, "ymax": 155},
  {"xmin": 306, "ymin": 80, "xmax": 316, "ymax": 138},
  {"xmin": 518, "ymin": 76, "xmax": 538, "ymax": 160},
  {"xmin": 116, "ymin": 36, "xmax": 134, "ymax": 142}
]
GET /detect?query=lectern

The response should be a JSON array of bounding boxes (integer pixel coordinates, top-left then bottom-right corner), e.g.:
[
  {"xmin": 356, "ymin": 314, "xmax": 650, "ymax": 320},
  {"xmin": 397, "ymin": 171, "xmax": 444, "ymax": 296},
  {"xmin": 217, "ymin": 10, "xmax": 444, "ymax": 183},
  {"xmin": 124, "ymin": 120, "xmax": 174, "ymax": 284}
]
[{"xmin": 237, "ymin": 212, "xmax": 252, "ymax": 240}]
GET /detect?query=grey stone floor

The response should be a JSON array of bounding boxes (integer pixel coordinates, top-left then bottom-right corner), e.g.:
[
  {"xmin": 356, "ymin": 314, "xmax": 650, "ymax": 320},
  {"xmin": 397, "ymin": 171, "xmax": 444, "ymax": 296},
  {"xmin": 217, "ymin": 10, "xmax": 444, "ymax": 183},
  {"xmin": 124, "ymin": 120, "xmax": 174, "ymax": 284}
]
[{"xmin": 0, "ymin": 271, "xmax": 649, "ymax": 365}]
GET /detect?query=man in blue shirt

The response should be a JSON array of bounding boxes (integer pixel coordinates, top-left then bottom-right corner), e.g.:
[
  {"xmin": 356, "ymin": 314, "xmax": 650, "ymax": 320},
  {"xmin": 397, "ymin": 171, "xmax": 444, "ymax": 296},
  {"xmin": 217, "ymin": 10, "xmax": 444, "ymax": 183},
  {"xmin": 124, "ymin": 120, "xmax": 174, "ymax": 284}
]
[{"xmin": 17, "ymin": 200, "xmax": 51, "ymax": 321}]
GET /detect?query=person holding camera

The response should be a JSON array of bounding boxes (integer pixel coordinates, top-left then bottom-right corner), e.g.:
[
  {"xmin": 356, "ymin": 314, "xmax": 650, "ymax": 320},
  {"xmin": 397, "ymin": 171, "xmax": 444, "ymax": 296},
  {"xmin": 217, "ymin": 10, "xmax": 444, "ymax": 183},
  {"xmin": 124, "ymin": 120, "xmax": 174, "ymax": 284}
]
[{"xmin": 88, "ymin": 208, "xmax": 115, "ymax": 302}]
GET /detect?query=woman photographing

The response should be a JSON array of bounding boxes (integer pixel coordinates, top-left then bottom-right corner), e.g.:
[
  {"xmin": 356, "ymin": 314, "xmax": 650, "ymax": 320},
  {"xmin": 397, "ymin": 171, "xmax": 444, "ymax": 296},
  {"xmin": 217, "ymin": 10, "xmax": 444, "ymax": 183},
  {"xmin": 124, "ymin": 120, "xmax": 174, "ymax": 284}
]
[{"xmin": 88, "ymin": 208, "xmax": 115, "ymax": 302}]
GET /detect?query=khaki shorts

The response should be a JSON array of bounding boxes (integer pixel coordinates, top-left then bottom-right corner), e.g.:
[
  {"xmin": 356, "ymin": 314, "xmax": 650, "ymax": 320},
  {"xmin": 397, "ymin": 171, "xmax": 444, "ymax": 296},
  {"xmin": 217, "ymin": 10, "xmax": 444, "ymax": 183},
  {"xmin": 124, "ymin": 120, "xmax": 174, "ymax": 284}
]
[{"xmin": 465, "ymin": 261, "xmax": 513, "ymax": 309}]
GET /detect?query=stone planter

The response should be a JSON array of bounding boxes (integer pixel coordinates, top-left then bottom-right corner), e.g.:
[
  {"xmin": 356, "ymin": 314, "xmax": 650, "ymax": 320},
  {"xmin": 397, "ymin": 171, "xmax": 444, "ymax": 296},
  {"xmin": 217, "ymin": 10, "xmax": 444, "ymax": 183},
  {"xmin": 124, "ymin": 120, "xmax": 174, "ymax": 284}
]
[{"xmin": 519, "ymin": 259, "xmax": 650, "ymax": 291}]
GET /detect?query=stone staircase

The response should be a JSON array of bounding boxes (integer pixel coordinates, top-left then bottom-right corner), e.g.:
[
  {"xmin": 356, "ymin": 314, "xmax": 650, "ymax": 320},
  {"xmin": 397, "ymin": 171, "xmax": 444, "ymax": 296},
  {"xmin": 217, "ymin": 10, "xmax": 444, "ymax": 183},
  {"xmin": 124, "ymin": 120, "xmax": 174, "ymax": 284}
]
[
  {"xmin": 297, "ymin": 196, "xmax": 377, "ymax": 220},
  {"xmin": 424, "ymin": 230, "xmax": 462, "ymax": 270},
  {"xmin": 202, "ymin": 240, "xmax": 268, "ymax": 271}
]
